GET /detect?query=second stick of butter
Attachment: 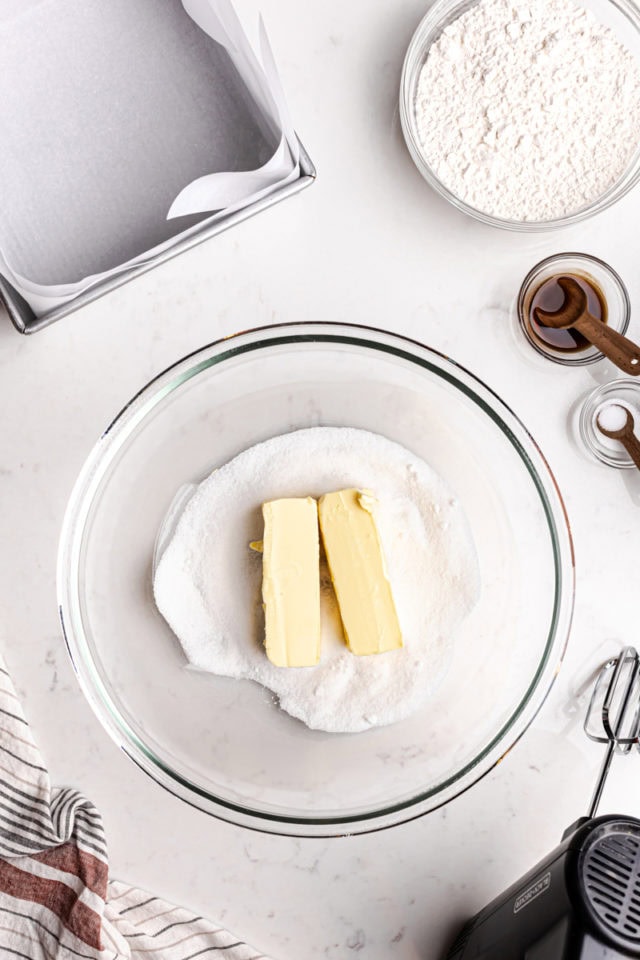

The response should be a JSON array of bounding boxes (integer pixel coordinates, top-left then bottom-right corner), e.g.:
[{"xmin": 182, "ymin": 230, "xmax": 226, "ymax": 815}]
[{"xmin": 318, "ymin": 489, "xmax": 403, "ymax": 656}]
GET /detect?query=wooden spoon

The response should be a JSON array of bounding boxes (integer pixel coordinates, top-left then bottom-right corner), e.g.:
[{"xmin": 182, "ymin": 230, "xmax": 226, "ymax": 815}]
[
  {"xmin": 533, "ymin": 276, "xmax": 640, "ymax": 375},
  {"xmin": 596, "ymin": 404, "xmax": 640, "ymax": 471}
]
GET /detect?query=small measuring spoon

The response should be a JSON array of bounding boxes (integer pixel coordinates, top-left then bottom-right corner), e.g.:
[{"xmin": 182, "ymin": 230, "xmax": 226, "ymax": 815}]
[
  {"xmin": 596, "ymin": 404, "xmax": 640, "ymax": 471},
  {"xmin": 533, "ymin": 276, "xmax": 640, "ymax": 375}
]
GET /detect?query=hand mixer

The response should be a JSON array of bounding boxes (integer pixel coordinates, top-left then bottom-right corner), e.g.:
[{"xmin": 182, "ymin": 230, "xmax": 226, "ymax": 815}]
[{"xmin": 447, "ymin": 646, "xmax": 640, "ymax": 959}]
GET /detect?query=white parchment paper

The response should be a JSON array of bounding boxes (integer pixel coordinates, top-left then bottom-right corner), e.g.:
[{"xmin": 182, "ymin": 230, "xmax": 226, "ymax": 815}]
[{"xmin": 0, "ymin": 0, "xmax": 299, "ymax": 316}]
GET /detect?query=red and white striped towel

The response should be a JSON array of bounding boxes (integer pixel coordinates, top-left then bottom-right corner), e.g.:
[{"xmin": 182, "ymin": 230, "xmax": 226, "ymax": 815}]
[{"xmin": 0, "ymin": 655, "xmax": 270, "ymax": 960}]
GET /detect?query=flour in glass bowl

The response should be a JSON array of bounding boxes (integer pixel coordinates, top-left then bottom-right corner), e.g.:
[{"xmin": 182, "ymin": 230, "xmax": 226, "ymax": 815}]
[
  {"xmin": 414, "ymin": 0, "xmax": 640, "ymax": 221},
  {"xmin": 153, "ymin": 428, "xmax": 479, "ymax": 734}
]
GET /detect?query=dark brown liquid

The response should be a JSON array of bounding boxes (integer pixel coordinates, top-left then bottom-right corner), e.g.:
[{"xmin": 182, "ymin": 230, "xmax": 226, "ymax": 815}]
[{"xmin": 527, "ymin": 273, "xmax": 608, "ymax": 353}]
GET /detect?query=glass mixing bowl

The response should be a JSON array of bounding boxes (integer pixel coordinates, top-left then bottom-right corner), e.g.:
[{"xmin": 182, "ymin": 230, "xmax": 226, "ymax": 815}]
[
  {"xmin": 399, "ymin": 0, "xmax": 640, "ymax": 231},
  {"xmin": 58, "ymin": 324, "xmax": 574, "ymax": 836}
]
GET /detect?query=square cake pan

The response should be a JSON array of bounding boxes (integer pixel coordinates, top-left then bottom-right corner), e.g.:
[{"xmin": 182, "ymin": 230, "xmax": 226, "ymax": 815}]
[{"xmin": 0, "ymin": 0, "xmax": 315, "ymax": 334}]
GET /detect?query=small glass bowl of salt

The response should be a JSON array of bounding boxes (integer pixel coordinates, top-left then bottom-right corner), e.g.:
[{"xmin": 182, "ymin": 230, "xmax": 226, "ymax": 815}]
[{"xmin": 579, "ymin": 379, "xmax": 640, "ymax": 467}]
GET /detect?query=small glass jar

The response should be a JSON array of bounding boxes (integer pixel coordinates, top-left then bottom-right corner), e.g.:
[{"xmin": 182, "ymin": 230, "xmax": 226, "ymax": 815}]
[
  {"xmin": 517, "ymin": 253, "xmax": 631, "ymax": 367},
  {"xmin": 579, "ymin": 379, "xmax": 640, "ymax": 468}
]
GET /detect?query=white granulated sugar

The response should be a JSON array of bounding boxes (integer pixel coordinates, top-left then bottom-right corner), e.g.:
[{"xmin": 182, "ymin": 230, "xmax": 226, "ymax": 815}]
[
  {"xmin": 415, "ymin": 0, "xmax": 640, "ymax": 221},
  {"xmin": 154, "ymin": 428, "xmax": 479, "ymax": 734}
]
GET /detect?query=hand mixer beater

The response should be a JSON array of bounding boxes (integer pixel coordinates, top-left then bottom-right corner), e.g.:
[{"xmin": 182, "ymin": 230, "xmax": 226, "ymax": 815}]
[{"xmin": 447, "ymin": 646, "xmax": 640, "ymax": 959}]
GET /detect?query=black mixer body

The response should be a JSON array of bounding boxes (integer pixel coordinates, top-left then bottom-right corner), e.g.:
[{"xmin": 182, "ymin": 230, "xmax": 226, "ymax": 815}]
[{"xmin": 447, "ymin": 816, "xmax": 640, "ymax": 960}]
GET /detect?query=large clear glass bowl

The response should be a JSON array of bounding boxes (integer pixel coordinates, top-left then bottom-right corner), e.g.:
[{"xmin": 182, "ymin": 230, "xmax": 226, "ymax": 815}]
[
  {"xmin": 57, "ymin": 324, "xmax": 574, "ymax": 836},
  {"xmin": 400, "ymin": 0, "xmax": 640, "ymax": 231}
]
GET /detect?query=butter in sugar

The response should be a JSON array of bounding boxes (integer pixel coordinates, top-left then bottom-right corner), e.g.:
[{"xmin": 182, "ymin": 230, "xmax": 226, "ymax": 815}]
[
  {"xmin": 260, "ymin": 497, "xmax": 321, "ymax": 668},
  {"xmin": 318, "ymin": 488, "xmax": 403, "ymax": 657}
]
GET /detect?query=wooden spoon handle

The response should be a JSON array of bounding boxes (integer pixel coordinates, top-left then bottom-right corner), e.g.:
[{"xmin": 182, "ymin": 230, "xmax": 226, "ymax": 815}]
[
  {"xmin": 576, "ymin": 313, "xmax": 640, "ymax": 375},
  {"xmin": 620, "ymin": 431, "xmax": 640, "ymax": 472}
]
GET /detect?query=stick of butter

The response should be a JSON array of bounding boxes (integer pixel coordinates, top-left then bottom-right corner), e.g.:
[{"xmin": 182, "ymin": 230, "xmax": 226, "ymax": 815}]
[
  {"xmin": 261, "ymin": 497, "xmax": 321, "ymax": 668},
  {"xmin": 318, "ymin": 489, "xmax": 403, "ymax": 656}
]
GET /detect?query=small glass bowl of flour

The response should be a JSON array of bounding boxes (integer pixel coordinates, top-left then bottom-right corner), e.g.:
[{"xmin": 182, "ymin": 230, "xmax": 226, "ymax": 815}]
[{"xmin": 400, "ymin": 0, "xmax": 640, "ymax": 229}]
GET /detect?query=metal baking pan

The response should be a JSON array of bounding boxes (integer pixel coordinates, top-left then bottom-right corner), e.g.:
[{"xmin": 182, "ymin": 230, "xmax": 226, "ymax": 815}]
[{"xmin": 0, "ymin": 0, "xmax": 315, "ymax": 334}]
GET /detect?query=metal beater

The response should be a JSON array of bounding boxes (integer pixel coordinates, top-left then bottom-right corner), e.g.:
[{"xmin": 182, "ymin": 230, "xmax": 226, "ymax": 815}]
[{"xmin": 584, "ymin": 645, "xmax": 640, "ymax": 820}]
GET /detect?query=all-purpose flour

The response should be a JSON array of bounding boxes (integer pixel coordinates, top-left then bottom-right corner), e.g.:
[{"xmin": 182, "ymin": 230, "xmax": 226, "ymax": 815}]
[
  {"xmin": 154, "ymin": 428, "xmax": 479, "ymax": 733},
  {"xmin": 415, "ymin": 0, "xmax": 640, "ymax": 221}
]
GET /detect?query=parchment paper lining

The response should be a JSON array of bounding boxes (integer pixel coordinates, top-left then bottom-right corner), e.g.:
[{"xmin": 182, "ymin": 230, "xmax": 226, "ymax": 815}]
[{"xmin": 0, "ymin": 0, "xmax": 299, "ymax": 316}]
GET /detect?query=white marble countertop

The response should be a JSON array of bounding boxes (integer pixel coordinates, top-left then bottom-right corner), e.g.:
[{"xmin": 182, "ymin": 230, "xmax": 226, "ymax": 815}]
[{"xmin": 2, "ymin": 1, "xmax": 640, "ymax": 957}]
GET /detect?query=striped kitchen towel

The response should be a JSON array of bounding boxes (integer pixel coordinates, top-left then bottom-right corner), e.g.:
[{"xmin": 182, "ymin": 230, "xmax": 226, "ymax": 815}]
[{"xmin": 0, "ymin": 655, "xmax": 270, "ymax": 960}]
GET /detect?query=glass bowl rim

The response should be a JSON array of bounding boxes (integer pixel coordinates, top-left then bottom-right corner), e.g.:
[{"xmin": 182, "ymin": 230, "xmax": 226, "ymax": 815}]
[
  {"xmin": 399, "ymin": 0, "xmax": 640, "ymax": 232},
  {"xmin": 57, "ymin": 321, "xmax": 575, "ymax": 836}
]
